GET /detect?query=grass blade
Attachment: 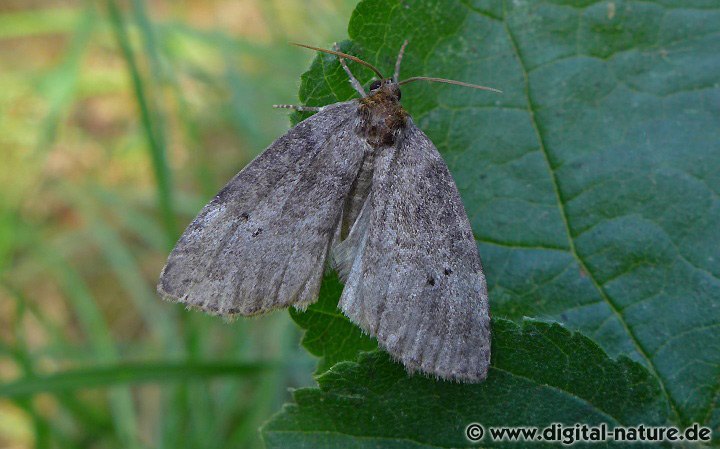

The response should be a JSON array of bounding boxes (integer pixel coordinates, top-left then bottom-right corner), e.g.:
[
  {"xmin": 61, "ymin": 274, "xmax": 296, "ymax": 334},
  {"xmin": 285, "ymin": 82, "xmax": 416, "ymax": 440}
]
[
  {"xmin": 105, "ymin": 0, "xmax": 177, "ymax": 246},
  {"xmin": 1, "ymin": 362, "xmax": 273, "ymax": 398}
]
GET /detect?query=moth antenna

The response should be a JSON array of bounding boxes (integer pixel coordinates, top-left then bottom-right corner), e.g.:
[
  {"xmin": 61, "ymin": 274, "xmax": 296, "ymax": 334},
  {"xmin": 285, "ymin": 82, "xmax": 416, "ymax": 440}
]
[
  {"xmin": 333, "ymin": 42, "xmax": 367, "ymax": 97},
  {"xmin": 291, "ymin": 42, "xmax": 384, "ymax": 79},
  {"xmin": 393, "ymin": 39, "xmax": 409, "ymax": 82},
  {"xmin": 398, "ymin": 76, "xmax": 502, "ymax": 93}
]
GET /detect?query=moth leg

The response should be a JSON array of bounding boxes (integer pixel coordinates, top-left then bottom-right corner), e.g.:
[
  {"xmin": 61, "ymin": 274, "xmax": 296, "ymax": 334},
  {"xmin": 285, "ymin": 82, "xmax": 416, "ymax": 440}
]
[
  {"xmin": 393, "ymin": 39, "xmax": 409, "ymax": 82},
  {"xmin": 272, "ymin": 104, "xmax": 323, "ymax": 112},
  {"xmin": 333, "ymin": 42, "xmax": 367, "ymax": 98}
]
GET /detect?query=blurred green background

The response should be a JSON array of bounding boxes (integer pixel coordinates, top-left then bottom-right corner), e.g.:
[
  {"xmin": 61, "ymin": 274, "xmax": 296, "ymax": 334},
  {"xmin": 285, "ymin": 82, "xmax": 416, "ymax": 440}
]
[{"xmin": 0, "ymin": 0, "xmax": 357, "ymax": 448}]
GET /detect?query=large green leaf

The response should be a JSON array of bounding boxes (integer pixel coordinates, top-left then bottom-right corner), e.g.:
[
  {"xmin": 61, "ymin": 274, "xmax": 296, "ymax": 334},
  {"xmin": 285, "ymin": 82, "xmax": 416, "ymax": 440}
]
[
  {"xmin": 289, "ymin": 274, "xmax": 378, "ymax": 374},
  {"xmin": 264, "ymin": 318, "xmax": 667, "ymax": 448},
  {"xmin": 267, "ymin": 0, "xmax": 720, "ymax": 445}
]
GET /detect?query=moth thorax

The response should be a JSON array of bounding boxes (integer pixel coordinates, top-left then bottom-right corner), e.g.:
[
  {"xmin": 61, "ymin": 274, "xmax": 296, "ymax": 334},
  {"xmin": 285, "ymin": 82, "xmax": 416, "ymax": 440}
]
[{"xmin": 357, "ymin": 89, "xmax": 408, "ymax": 148}]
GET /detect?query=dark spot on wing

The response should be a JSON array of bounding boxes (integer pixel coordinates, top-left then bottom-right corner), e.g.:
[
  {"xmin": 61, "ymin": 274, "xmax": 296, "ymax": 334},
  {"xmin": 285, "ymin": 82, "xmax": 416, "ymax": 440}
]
[
  {"xmin": 205, "ymin": 304, "xmax": 241, "ymax": 315},
  {"xmin": 427, "ymin": 276, "xmax": 436, "ymax": 286},
  {"xmin": 245, "ymin": 304, "xmax": 261, "ymax": 314},
  {"xmin": 214, "ymin": 183, "xmax": 235, "ymax": 204},
  {"xmin": 252, "ymin": 228, "xmax": 263, "ymax": 237},
  {"xmin": 444, "ymin": 267, "xmax": 453, "ymax": 275},
  {"xmin": 159, "ymin": 273, "xmax": 174, "ymax": 294}
]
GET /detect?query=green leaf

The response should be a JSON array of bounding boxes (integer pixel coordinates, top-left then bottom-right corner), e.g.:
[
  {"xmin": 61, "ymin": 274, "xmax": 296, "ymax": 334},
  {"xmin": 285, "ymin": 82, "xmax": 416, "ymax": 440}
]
[
  {"xmin": 269, "ymin": 0, "xmax": 720, "ymax": 444},
  {"xmin": 289, "ymin": 274, "xmax": 377, "ymax": 374},
  {"xmin": 264, "ymin": 319, "xmax": 668, "ymax": 448}
]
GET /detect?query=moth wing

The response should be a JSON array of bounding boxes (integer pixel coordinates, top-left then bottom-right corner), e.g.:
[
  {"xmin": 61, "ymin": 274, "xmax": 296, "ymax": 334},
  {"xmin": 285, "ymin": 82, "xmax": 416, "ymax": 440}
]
[
  {"xmin": 158, "ymin": 101, "xmax": 368, "ymax": 316},
  {"xmin": 339, "ymin": 123, "xmax": 491, "ymax": 382}
]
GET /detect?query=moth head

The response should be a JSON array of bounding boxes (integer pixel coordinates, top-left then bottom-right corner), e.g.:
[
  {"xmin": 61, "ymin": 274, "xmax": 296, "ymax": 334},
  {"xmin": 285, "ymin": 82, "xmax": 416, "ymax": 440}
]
[{"xmin": 369, "ymin": 78, "xmax": 402, "ymax": 101}]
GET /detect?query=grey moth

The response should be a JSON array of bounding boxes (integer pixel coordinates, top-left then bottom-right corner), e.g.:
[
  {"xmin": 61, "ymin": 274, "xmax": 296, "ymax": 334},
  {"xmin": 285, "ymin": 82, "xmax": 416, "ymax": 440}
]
[{"xmin": 158, "ymin": 41, "xmax": 499, "ymax": 382}]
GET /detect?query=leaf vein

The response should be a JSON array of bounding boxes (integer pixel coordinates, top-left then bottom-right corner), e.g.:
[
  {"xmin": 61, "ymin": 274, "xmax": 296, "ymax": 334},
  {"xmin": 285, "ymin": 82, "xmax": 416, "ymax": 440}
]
[
  {"xmin": 500, "ymin": 0, "xmax": 680, "ymax": 423},
  {"xmin": 491, "ymin": 366, "xmax": 622, "ymax": 425}
]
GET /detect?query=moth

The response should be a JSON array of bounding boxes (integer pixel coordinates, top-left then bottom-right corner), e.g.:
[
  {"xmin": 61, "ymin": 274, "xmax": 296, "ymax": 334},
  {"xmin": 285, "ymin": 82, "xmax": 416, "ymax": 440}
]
[{"xmin": 158, "ymin": 41, "xmax": 500, "ymax": 382}]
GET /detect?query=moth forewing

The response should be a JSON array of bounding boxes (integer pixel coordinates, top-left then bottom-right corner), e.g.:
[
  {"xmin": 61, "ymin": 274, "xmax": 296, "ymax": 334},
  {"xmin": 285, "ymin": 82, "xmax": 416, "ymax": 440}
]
[
  {"xmin": 337, "ymin": 123, "xmax": 490, "ymax": 382},
  {"xmin": 158, "ymin": 102, "xmax": 368, "ymax": 316}
]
